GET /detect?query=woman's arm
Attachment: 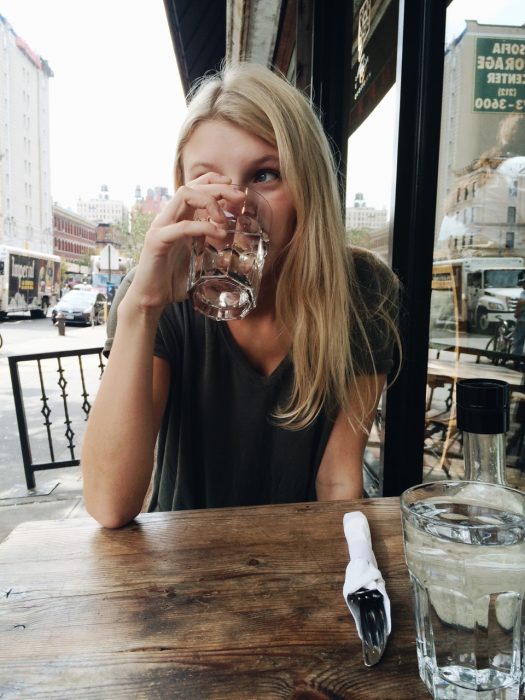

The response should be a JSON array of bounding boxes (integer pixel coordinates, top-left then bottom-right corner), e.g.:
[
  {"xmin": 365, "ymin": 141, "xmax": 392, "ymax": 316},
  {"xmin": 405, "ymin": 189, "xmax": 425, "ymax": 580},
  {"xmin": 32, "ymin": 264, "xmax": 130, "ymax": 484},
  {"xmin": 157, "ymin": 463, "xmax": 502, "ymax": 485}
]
[
  {"xmin": 82, "ymin": 298, "xmax": 170, "ymax": 529},
  {"xmin": 315, "ymin": 374, "xmax": 386, "ymax": 501},
  {"xmin": 82, "ymin": 173, "xmax": 242, "ymax": 528}
]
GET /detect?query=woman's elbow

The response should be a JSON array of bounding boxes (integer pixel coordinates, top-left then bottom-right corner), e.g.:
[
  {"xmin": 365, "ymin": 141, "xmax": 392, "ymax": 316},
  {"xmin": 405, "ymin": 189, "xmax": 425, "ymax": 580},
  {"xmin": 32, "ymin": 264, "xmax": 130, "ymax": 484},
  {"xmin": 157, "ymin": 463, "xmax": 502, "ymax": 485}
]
[
  {"xmin": 86, "ymin": 506, "xmax": 138, "ymax": 530},
  {"xmin": 83, "ymin": 494, "xmax": 140, "ymax": 530}
]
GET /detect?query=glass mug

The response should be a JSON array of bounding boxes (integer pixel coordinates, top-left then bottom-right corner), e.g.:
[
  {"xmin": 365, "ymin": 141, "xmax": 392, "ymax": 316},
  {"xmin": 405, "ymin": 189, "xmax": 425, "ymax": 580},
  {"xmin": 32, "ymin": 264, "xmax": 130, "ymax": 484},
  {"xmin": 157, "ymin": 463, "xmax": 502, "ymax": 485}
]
[
  {"xmin": 401, "ymin": 481, "xmax": 525, "ymax": 700},
  {"xmin": 187, "ymin": 186, "xmax": 271, "ymax": 321}
]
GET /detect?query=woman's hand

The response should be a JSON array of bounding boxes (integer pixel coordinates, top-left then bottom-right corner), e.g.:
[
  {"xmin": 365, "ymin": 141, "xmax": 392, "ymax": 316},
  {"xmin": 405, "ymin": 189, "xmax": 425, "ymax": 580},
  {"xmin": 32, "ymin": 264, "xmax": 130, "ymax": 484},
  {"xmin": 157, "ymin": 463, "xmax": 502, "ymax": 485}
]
[{"xmin": 123, "ymin": 173, "xmax": 245, "ymax": 313}]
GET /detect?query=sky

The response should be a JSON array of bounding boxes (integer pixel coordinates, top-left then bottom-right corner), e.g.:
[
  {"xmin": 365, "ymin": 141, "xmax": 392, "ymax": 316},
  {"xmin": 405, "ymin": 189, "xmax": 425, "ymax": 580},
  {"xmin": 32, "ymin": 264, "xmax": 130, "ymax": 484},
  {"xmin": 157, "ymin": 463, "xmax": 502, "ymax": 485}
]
[
  {"xmin": 0, "ymin": 0, "xmax": 187, "ymax": 210},
  {"xmin": 346, "ymin": 0, "xmax": 525, "ymax": 213}
]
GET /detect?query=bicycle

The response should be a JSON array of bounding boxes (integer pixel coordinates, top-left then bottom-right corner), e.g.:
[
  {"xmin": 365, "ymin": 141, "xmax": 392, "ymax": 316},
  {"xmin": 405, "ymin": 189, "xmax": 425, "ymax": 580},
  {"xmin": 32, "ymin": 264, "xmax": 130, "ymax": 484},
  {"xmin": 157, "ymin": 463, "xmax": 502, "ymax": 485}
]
[{"xmin": 485, "ymin": 315, "xmax": 515, "ymax": 365}]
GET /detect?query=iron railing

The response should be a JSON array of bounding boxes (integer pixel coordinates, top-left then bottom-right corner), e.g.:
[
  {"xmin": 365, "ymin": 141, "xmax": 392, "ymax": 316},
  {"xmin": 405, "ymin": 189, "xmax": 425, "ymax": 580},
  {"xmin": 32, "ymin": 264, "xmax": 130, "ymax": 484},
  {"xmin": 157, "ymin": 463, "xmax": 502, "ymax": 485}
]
[{"xmin": 8, "ymin": 347, "xmax": 106, "ymax": 490}]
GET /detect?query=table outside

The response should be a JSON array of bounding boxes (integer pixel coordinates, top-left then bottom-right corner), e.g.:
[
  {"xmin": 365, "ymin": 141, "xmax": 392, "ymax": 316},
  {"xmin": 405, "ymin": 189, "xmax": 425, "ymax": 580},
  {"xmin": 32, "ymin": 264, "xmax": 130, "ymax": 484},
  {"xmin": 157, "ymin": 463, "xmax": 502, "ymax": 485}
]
[
  {"xmin": 427, "ymin": 356, "xmax": 525, "ymax": 392},
  {"xmin": 0, "ymin": 498, "xmax": 421, "ymax": 699},
  {"xmin": 426, "ymin": 357, "xmax": 525, "ymax": 412}
]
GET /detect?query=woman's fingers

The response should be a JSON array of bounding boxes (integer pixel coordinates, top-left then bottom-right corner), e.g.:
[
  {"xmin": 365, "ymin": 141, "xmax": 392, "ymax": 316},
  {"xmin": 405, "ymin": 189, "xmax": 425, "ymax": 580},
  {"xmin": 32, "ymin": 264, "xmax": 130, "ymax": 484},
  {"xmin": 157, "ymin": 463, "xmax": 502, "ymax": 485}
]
[
  {"xmin": 153, "ymin": 181, "xmax": 245, "ymax": 228},
  {"xmin": 187, "ymin": 172, "xmax": 232, "ymax": 186},
  {"xmin": 128, "ymin": 175, "xmax": 246, "ymax": 307},
  {"xmin": 149, "ymin": 218, "xmax": 230, "ymax": 249}
]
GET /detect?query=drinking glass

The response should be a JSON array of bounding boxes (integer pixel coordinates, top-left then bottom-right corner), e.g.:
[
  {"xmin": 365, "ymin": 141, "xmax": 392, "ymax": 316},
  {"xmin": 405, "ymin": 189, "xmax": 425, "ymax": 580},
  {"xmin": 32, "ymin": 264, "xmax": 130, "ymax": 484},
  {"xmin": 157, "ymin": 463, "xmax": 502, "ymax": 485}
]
[
  {"xmin": 401, "ymin": 481, "xmax": 525, "ymax": 700},
  {"xmin": 187, "ymin": 185, "xmax": 271, "ymax": 320}
]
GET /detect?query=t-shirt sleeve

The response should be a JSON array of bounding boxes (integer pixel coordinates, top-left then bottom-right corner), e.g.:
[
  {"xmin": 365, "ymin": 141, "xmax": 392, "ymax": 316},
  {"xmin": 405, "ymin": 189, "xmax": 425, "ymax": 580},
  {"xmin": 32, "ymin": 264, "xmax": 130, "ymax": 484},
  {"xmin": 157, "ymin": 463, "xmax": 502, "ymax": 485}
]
[
  {"xmin": 153, "ymin": 302, "xmax": 186, "ymax": 366},
  {"xmin": 103, "ymin": 267, "xmax": 136, "ymax": 358},
  {"xmin": 154, "ymin": 319, "xmax": 172, "ymax": 362},
  {"xmin": 102, "ymin": 264, "xmax": 183, "ymax": 368}
]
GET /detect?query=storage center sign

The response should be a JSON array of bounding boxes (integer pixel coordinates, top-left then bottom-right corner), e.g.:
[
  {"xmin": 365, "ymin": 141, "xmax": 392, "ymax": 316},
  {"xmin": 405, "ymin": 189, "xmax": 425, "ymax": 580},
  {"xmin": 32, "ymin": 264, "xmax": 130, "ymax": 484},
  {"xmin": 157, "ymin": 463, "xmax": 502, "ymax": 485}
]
[{"xmin": 474, "ymin": 37, "xmax": 525, "ymax": 113}]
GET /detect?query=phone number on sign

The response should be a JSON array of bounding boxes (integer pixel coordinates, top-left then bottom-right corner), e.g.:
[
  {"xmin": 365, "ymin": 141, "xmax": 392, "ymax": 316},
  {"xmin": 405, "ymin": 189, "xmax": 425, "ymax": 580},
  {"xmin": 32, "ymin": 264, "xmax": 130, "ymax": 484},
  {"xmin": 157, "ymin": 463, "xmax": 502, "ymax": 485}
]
[{"xmin": 474, "ymin": 97, "xmax": 525, "ymax": 111}]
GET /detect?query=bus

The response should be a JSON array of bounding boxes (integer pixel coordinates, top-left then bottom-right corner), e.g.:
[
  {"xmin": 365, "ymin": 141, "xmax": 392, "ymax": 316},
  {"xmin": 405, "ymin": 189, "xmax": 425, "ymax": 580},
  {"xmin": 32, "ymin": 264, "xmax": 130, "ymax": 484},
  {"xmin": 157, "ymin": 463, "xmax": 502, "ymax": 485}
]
[{"xmin": 0, "ymin": 245, "xmax": 61, "ymax": 320}]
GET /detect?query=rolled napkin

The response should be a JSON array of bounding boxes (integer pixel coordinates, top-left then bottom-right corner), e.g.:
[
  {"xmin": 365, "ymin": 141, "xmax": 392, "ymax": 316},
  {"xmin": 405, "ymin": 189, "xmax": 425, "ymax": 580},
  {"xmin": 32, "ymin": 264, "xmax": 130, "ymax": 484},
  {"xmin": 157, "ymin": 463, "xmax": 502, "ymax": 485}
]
[{"xmin": 342, "ymin": 511, "xmax": 392, "ymax": 637}]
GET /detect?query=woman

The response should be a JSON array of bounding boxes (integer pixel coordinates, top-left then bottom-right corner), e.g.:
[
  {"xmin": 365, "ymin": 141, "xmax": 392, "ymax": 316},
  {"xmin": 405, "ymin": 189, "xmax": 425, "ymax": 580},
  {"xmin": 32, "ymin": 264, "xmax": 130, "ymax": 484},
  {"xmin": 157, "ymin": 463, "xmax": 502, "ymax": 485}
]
[{"xmin": 82, "ymin": 63, "xmax": 400, "ymax": 528}]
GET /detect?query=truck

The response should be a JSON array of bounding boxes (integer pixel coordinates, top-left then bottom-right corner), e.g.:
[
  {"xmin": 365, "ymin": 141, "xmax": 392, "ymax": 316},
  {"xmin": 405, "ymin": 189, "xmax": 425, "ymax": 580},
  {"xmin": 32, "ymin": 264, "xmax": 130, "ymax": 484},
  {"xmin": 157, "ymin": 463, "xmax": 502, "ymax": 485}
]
[
  {"xmin": 89, "ymin": 244, "xmax": 128, "ymax": 298},
  {"xmin": 431, "ymin": 256, "xmax": 525, "ymax": 333},
  {"xmin": 0, "ymin": 245, "xmax": 61, "ymax": 320}
]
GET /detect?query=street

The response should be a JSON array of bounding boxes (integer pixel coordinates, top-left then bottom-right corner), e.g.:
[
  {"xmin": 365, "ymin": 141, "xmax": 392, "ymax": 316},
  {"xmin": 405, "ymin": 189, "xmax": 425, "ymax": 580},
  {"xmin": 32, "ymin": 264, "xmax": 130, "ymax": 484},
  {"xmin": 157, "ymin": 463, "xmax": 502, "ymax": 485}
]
[{"xmin": 0, "ymin": 315, "xmax": 107, "ymax": 497}]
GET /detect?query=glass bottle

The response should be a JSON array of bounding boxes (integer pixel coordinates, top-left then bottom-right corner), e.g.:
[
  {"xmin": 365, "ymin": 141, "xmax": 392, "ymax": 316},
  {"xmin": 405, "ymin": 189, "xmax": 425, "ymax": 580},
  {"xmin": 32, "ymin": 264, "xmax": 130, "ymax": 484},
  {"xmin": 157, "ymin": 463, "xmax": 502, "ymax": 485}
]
[{"xmin": 456, "ymin": 378, "xmax": 509, "ymax": 486}]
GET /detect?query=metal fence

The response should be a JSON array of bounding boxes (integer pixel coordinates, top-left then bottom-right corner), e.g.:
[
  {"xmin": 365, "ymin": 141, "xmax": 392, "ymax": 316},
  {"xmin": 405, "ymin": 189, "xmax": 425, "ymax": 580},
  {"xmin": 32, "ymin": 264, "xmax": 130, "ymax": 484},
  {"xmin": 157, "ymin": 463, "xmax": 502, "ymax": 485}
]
[{"xmin": 8, "ymin": 347, "xmax": 106, "ymax": 490}]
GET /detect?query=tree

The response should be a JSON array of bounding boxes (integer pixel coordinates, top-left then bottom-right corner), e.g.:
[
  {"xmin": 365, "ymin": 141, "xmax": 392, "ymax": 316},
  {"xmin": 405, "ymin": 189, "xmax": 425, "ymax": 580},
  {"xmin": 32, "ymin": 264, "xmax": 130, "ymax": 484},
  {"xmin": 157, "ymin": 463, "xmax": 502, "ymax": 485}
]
[
  {"xmin": 120, "ymin": 206, "xmax": 155, "ymax": 265},
  {"xmin": 346, "ymin": 227, "xmax": 371, "ymax": 246}
]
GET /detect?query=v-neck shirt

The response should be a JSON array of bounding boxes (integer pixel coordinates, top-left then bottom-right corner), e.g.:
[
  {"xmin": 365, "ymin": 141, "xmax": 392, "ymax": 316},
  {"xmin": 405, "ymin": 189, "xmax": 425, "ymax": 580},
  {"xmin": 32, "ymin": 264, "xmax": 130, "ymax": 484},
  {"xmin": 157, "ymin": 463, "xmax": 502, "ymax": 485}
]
[
  {"xmin": 104, "ymin": 254, "xmax": 396, "ymax": 512},
  {"xmin": 149, "ymin": 300, "xmax": 330, "ymax": 510}
]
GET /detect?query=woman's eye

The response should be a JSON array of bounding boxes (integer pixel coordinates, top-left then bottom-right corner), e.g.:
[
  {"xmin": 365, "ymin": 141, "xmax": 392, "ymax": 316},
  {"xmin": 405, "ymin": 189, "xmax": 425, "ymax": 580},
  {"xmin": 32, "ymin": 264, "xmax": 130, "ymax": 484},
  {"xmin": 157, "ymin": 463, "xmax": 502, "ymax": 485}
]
[{"xmin": 253, "ymin": 169, "xmax": 279, "ymax": 184}]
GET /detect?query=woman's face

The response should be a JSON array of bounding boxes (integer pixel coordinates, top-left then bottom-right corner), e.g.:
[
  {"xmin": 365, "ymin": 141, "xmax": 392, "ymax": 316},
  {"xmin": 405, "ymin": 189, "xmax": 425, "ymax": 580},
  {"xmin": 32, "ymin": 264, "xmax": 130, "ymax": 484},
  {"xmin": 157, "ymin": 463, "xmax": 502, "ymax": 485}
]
[{"xmin": 182, "ymin": 119, "xmax": 297, "ymax": 273}]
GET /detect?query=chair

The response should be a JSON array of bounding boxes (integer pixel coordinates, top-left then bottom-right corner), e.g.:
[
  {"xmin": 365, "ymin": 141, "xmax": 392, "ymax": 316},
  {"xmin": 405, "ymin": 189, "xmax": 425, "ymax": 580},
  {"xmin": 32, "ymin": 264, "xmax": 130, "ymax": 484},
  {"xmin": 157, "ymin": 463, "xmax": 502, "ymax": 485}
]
[{"xmin": 8, "ymin": 347, "xmax": 106, "ymax": 490}]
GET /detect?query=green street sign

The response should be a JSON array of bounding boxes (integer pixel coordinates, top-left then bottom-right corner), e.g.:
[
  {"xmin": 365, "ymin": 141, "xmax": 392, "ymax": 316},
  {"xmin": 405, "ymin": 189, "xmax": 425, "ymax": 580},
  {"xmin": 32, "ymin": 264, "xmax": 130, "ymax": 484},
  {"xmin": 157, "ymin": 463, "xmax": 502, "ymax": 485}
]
[{"xmin": 474, "ymin": 37, "xmax": 525, "ymax": 113}]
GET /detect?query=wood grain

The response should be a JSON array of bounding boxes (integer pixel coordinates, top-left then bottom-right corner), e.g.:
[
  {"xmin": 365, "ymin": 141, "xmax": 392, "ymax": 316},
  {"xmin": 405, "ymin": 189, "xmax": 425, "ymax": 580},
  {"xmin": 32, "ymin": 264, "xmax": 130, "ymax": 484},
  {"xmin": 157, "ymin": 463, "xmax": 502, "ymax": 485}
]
[{"xmin": 0, "ymin": 499, "xmax": 425, "ymax": 699}]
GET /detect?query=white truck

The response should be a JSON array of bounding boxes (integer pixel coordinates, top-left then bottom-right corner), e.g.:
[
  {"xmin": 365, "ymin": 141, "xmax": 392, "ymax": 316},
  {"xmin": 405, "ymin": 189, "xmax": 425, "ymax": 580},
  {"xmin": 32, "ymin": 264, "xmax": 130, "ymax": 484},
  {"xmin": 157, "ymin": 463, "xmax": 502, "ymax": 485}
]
[
  {"xmin": 0, "ymin": 245, "xmax": 61, "ymax": 320},
  {"xmin": 432, "ymin": 256, "xmax": 525, "ymax": 333}
]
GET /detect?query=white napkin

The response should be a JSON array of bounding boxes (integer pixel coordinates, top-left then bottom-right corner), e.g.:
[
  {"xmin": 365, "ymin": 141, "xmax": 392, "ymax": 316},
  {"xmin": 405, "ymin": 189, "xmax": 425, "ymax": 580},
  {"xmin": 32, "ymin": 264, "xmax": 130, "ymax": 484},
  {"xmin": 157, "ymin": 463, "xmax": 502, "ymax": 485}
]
[{"xmin": 342, "ymin": 511, "xmax": 392, "ymax": 638}]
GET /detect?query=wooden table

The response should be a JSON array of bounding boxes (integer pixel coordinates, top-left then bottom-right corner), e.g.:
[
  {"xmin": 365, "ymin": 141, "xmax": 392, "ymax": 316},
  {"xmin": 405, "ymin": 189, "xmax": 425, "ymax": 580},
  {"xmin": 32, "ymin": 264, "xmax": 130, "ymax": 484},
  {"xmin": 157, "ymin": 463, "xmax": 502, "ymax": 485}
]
[
  {"xmin": 427, "ymin": 357, "xmax": 525, "ymax": 411},
  {"xmin": 0, "ymin": 499, "xmax": 422, "ymax": 699},
  {"xmin": 427, "ymin": 357, "xmax": 525, "ymax": 390}
]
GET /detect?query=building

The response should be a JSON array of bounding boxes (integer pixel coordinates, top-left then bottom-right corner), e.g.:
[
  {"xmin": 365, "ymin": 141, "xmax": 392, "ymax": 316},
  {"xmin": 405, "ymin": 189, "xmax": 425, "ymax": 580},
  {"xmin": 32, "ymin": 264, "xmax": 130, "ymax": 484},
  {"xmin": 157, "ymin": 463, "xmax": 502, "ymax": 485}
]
[
  {"xmin": 346, "ymin": 193, "xmax": 387, "ymax": 231},
  {"xmin": 77, "ymin": 185, "xmax": 129, "ymax": 228},
  {"xmin": 52, "ymin": 205, "xmax": 97, "ymax": 263},
  {"xmin": 94, "ymin": 222, "xmax": 123, "ymax": 253},
  {"xmin": 346, "ymin": 192, "xmax": 388, "ymax": 230},
  {"xmin": 437, "ymin": 154, "xmax": 525, "ymax": 258},
  {"xmin": 134, "ymin": 185, "xmax": 170, "ymax": 216},
  {"xmin": 0, "ymin": 14, "xmax": 53, "ymax": 252},
  {"xmin": 435, "ymin": 21, "xmax": 525, "ymax": 256}
]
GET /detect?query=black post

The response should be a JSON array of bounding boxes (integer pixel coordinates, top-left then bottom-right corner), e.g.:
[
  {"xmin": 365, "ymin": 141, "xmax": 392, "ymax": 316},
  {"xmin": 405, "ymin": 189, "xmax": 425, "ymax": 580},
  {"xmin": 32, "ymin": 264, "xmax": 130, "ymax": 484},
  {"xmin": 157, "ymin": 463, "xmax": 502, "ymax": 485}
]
[
  {"xmin": 295, "ymin": 0, "xmax": 352, "ymax": 193},
  {"xmin": 8, "ymin": 358, "xmax": 36, "ymax": 490},
  {"xmin": 382, "ymin": 0, "xmax": 447, "ymax": 495}
]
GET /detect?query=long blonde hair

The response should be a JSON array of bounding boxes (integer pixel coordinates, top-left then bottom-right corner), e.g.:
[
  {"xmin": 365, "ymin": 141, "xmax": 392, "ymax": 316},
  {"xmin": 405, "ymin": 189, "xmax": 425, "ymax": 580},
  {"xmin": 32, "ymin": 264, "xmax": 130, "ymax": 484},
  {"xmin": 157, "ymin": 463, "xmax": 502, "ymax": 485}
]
[{"xmin": 175, "ymin": 62, "xmax": 399, "ymax": 430}]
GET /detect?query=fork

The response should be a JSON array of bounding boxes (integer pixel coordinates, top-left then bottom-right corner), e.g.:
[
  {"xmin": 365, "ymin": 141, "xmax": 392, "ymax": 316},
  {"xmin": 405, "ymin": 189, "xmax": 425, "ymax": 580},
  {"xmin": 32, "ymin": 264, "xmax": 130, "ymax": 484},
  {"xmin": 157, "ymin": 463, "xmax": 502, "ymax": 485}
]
[{"xmin": 346, "ymin": 587, "xmax": 388, "ymax": 667}]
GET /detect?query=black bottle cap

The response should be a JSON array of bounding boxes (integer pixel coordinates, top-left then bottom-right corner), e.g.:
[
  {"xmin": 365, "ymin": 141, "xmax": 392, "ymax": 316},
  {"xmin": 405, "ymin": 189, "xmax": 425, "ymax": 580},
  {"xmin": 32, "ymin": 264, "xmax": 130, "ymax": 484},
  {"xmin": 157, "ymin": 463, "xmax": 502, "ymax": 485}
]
[{"xmin": 456, "ymin": 379, "xmax": 509, "ymax": 434}]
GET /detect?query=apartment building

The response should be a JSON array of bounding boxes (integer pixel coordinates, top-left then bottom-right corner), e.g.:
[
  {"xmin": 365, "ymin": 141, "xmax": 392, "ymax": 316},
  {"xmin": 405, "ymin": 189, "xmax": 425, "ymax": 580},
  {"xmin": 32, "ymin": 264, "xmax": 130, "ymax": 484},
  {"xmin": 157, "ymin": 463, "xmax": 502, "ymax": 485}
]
[
  {"xmin": 52, "ymin": 204, "xmax": 97, "ymax": 263},
  {"xmin": 0, "ymin": 14, "xmax": 53, "ymax": 252},
  {"xmin": 77, "ymin": 184, "xmax": 129, "ymax": 227}
]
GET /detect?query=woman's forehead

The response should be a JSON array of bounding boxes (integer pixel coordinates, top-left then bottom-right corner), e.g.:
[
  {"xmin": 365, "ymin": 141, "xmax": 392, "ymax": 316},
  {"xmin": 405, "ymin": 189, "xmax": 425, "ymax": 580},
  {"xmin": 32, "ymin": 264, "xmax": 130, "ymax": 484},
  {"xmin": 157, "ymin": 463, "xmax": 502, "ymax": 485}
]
[{"xmin": 182, "ymin": 120, "xmax": 279, "ymax": 174}]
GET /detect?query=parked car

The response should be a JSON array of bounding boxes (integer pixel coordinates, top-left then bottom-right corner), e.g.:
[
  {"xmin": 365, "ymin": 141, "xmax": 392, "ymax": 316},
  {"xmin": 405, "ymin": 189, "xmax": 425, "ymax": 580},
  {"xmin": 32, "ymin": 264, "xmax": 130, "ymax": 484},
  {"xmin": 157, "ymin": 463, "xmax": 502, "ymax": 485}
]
[{"xmin": 50, "ymin": 289, "xmax": 107, "ymax": 326}]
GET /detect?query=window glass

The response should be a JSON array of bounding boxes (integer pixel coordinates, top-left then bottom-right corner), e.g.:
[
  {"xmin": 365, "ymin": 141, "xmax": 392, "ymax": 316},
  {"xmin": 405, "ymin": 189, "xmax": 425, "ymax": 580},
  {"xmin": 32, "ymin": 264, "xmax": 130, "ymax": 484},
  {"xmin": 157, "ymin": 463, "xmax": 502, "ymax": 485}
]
[
  {"xmin": 347, "ymin": 0, "xmax": 398, "ymax": 496},
  {"xmin": 427, "ymin": 0, "xmax": 525, "ymax": 491}
]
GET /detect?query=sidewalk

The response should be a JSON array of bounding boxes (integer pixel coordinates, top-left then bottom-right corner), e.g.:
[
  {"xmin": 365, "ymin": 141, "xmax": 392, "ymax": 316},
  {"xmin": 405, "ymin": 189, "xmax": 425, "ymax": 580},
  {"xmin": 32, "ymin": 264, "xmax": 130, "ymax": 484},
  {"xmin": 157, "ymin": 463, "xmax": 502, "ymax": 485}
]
[
  {"xmin": 0, "ymin": 467, "xmax": 87, "ymax": 543},
  {"xmin": 0, "ymin": 320, "xmax": 106, "ymax": 543}
]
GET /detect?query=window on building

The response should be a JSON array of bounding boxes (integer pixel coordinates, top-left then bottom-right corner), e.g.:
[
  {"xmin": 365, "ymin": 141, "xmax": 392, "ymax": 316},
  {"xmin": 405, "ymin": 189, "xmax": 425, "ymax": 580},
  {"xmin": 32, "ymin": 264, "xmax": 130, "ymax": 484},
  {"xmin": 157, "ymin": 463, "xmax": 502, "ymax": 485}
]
[{"xmin": 507, "ymin": 206, "xmax": 516, "ymax": 225}]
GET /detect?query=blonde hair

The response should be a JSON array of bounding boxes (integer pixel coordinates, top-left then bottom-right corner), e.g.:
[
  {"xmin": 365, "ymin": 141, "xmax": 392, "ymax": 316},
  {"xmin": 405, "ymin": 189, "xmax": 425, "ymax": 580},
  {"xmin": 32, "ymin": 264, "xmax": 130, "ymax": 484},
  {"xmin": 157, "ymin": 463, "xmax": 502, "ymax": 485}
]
[{"xmin": 175, "ymin": 62, "xmax": 399, "ymax": 430}]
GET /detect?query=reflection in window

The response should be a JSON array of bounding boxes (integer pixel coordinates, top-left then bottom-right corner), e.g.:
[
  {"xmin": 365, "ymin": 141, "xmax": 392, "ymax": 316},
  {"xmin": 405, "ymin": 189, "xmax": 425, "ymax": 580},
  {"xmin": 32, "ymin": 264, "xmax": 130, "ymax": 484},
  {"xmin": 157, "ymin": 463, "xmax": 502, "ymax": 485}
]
[
  {"xmin": 427, "ymin": 1, "xmax": 525, "ymax": 492},
  {"xmin": 485, "ymin": 269, "xmax": 521, "ymax": 288}
]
